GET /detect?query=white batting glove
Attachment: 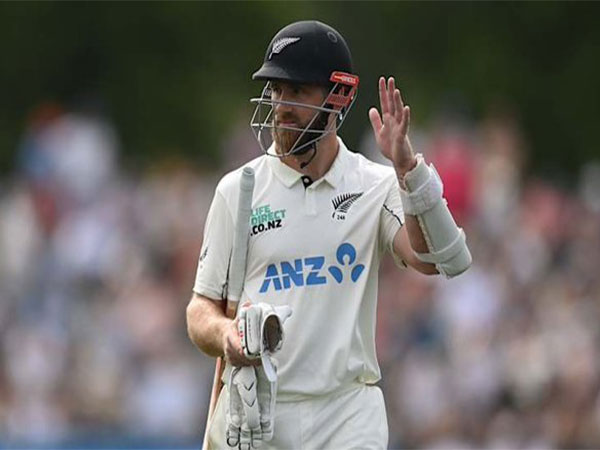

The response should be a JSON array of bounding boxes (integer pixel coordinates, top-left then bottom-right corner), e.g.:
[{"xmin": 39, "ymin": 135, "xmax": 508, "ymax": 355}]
[
  {"xmin": 226, "ymin": 303, "xmax": 292, "ymax": 448},
  {"xmin": 238, "ymin": 303, "xmax": 292, "ymax": 361},
  {"xmin": 227, "ymin": 366, "xmax": 262, "ymax": 449}
]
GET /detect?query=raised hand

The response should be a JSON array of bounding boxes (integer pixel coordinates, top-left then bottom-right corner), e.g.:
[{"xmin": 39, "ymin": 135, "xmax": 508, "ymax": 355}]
[{"xmin": 368, "ymin": 76, "xmax": 417, "ymax": 175}]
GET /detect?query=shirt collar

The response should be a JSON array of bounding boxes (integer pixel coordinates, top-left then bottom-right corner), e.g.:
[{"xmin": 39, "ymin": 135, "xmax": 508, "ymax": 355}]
[
  {"xmin": 322, "ymin": 137, "xmax": 348, "ymax": 188},
  {"xmin": 266, "ymin": 136, "xmax": 349, "ymax": 189}
]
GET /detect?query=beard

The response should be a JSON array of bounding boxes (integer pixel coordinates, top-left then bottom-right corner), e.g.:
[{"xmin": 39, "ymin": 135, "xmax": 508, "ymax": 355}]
[
  {"xmin": 272, "ymin": 112, "xmax": 330, "ymax": 156},
  {"xmin": 272, "ymin": 123, "xmax": 302, "ymax": 156}
]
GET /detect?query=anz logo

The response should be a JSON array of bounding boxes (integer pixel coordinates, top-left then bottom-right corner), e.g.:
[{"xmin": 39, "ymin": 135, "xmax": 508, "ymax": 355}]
[{"xmin": 259, "ymin": 242, "xmax": 366, "ymax": 293}]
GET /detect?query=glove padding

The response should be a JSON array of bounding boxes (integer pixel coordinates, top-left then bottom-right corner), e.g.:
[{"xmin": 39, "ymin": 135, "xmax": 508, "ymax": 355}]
[
  {"xmin": 227, "ymin": 366, "xmax": 261, "ymax": 450},
  {"xmin": 226, "ymin": 303, "xmax": 292, "ymax": 449}
]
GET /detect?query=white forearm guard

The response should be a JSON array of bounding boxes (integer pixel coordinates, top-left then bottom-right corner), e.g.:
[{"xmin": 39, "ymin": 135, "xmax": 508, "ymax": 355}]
[{"xmin": 399, "ymin": 154, "xmax": 472, "ymax": 278}]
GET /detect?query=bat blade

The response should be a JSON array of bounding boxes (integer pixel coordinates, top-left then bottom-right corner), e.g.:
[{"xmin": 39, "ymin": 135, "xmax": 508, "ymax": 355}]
[{"xmin": 202, "ymin": 166, "xmax": 255, "ymax": 450}]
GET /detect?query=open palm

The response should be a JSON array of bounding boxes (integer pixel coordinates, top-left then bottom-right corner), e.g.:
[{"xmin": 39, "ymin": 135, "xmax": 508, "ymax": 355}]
[{"xmin": 368, "ymin": 77, "xmax": 416, "ymax": 174}]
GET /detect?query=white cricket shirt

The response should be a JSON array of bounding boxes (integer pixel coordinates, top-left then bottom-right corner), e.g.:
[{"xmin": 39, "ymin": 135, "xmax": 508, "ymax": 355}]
[{"xmin": 194, "ymin": 137, "xmax": 404, "ymax": 399}]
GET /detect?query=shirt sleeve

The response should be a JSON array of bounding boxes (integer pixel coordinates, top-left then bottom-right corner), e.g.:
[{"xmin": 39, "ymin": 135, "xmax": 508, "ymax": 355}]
[
  {"xmin": 193, "ymin": 188, "xmax": 234, "ymax": 301},
  {"xmin": 378, "ymin": 177, "xmax": 406, "ymax": 268}
]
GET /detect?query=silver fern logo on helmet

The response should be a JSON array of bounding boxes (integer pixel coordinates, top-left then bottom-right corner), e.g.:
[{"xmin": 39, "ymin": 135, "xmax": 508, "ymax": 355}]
[
  {"xmin": 250, "ymin": 21, "xmax": 358, "ymax": 163},
  {"xmin": 268, "ymin": 37, "xmax": 301, "ymax": 60}
]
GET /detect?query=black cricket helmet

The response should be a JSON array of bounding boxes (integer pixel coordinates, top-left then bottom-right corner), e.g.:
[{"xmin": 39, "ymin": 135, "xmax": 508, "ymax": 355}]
[{"xmin": 250, "ymin": 20, "xmax": 359, "ymax": 158}]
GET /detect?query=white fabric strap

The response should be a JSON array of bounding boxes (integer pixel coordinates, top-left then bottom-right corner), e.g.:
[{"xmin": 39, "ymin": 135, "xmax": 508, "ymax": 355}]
[
  {"xmin": 256, "ymin": 365, "xmax": 277, "ymax": 442},
  {"xmin": 416, "ymin": 227, "xmax": 466, "ymax": 264},
  {"xmin": 399, "ymin": 154, "xmax": 443, "ymax": 216}
]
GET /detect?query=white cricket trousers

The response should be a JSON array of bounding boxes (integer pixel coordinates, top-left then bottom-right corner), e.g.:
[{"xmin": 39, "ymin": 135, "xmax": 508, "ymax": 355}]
[{"xmin": 207, "ymin": 383, "xmax": 388, "ymax": 449}]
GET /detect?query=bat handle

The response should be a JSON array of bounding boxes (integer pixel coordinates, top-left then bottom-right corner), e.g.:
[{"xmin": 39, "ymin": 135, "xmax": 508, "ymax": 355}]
[
  {"xmin": 203, "ymin": 357, "xmax": 225, "ymax": 450},
  {"xmin": 226, "ymin": 301, "xmax": 239, "ymax": 319}
]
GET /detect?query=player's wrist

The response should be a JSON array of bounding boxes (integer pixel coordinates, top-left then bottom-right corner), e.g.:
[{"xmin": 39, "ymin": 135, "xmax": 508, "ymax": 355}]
[
  {"xmin": 220, "ymin": 319, "xmax": 237, "ymax": 357},
  {"xmin": 394, "ymin": 157, "xmax": 417, "ymax": 190},
  {"xmin": 394, "ymin": 157, "xmax": 418, "ymax": 181}
]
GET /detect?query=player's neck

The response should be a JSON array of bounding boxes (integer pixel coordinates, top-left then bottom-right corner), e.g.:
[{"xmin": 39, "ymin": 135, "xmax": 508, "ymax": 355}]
[{"xmin": 281, "ymin": 133, "xmax": 339, "ymax": 181}]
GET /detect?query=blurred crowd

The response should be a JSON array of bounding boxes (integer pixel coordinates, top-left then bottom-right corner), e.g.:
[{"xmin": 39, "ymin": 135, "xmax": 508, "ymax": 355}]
[
  {"xmin": 375, "ymin": 108, "xmax": 600, "ymax": 449},
  {"xmin": 1, "ymin": 100, "xmax": 600, "ymax": 448},
  {"xmin": 0, "ymin": 102, "xmax": 217, "ymax": 446}
]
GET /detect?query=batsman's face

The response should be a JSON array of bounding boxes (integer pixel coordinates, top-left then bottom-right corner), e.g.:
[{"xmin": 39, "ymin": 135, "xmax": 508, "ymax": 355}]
[{"xmin": 270, "ymin": 81, "xmax": 327, "ymax": 155}]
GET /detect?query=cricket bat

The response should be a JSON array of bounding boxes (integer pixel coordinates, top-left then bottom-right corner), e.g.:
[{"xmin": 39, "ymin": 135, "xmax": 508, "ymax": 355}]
[{"xmin": 202, "ymin": 166, "xmax": 255, "ymax": 450}]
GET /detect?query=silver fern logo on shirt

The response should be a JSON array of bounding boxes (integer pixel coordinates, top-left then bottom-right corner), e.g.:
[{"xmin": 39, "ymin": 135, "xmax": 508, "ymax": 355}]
[{"xmin": 331, "ymin": 192, "xmax": 363, "ymax": 220}]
